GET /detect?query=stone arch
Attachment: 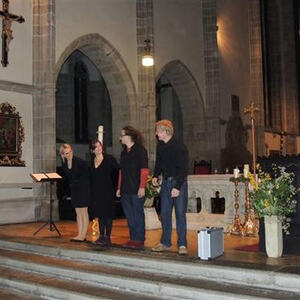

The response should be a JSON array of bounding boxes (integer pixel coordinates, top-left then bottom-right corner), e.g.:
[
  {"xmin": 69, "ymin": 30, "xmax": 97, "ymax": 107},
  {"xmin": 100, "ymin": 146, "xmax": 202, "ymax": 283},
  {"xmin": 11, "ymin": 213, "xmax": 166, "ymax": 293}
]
[
  {"xmin": 55, "ymin": 33, "xmax": 137, "ymax": 157},
  {"xmin": 156, "ymin": 60, "xmax": 207, "ymax": 168}
]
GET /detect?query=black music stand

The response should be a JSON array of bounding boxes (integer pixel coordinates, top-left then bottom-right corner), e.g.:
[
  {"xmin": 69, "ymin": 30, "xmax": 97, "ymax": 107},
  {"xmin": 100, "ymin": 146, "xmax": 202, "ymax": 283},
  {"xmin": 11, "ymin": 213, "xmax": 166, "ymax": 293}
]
[{"xmin": 31, "ymin": 173, "xmax": 62, "ymax": 236}]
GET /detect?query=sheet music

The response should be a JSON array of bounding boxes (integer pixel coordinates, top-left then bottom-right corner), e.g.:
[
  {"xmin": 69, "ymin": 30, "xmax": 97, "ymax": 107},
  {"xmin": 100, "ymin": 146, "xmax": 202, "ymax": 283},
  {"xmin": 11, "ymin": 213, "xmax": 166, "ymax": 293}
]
[
  {"xmin": 45, "ymin": 172, "xmax": 62, "ymax": 179},
  {"xmin": 30, "ymin": 172, "xmax": 62, "ymax": 182},
  {"xmin": 30, "ymin": 173, "xmax": 48, "ymax": 182}
]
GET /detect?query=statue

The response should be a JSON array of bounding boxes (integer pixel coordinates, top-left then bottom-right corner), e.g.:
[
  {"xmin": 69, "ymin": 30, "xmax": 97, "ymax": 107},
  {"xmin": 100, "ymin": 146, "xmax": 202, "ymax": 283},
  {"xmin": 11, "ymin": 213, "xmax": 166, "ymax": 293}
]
[{"xmin": 221, "ymin": 111, "xmax": 252, "ymax": 172}]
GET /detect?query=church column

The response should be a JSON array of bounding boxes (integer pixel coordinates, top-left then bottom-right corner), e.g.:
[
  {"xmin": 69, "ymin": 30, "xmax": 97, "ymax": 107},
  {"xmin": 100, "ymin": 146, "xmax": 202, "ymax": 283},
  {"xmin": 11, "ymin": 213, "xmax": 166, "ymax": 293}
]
[
  {"xmin": 248, "ymin": 0, "xmax": 265, "ymax": 157},
  {"xmin": 136, "ymin": 0, "xmax": 156, "ymax": 170},
  {"xmin": 201, "ymin": 0, "xmax": 221, "ymax": 169},
  {"xmin": 32, "ymin": 0, "xmax": 56, "ymax": 220}
]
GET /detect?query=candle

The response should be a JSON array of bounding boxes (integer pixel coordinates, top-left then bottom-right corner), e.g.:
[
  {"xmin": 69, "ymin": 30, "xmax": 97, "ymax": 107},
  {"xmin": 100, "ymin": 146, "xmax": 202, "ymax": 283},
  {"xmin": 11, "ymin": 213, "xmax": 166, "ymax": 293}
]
[
  {"xmin": 233, "ymin": 168, "xmax": 239, "ymax": 178},
  {"xmin": 97, "ymin": 125, "xmax": 104, "ymax": 144},
  {"xmin": 243, "ymin": 164, "xmax": 249, "ymax": 178}
]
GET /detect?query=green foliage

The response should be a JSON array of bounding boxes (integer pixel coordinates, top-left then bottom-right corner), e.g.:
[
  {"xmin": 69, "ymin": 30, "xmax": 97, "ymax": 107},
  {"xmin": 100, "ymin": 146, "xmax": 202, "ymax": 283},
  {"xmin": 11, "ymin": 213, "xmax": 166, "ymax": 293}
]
[
  {"xmin": 250, "ymin": 165, "xmax": 299, "ymax": 234},
  {"xmin": 145, "ymin": 175, "xmax": 160, "ymax": 199}
]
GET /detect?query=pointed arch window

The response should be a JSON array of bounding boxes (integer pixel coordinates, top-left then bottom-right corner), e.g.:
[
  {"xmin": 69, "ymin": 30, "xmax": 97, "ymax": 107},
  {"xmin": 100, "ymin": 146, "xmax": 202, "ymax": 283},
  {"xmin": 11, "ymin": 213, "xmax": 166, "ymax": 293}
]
[{"xmin": 74, "ymin": 61, "xmax": 89, "ymax": 143}]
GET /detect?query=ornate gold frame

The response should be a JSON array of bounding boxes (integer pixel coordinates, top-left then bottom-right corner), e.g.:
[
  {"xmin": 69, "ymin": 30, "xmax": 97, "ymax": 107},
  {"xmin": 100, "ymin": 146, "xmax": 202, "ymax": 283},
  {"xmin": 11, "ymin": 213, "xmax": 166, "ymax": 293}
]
[{"xmin": 0, "ymin": 102, "xmax": 25, "ymax": 166}]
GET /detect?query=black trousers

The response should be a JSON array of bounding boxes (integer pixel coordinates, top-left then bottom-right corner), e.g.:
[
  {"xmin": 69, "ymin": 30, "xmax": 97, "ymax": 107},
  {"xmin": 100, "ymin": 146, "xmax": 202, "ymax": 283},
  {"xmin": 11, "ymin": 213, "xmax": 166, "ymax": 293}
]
[{"xmin": 99, "ymin": 217, "xmax": 113, "ymax": 237}]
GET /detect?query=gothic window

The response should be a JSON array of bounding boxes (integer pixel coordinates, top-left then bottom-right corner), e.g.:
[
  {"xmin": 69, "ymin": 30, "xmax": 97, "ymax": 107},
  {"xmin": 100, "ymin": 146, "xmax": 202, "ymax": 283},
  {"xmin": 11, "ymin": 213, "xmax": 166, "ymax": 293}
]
[
  {"xmin": 74, "ymin": 61, "xmax": 89, "ymax": 143},
  {"xmin": 156, "ymin": 78, "xmax": 183, "ymax": 141}
]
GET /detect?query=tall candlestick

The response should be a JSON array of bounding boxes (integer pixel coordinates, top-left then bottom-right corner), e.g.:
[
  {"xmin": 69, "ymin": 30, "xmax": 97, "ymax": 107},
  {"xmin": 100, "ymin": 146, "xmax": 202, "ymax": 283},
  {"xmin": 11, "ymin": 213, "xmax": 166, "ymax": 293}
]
[
  {"xmin": 244, "ymin": 102, "xmax": 259, "ymax": 176},
  {"xmin": 97, "ymin": 125, "xmax": 104, "ymax": 144},
  {"xmin": 228, "ymin": 179, "xmax": 243, "ymax": 235}
]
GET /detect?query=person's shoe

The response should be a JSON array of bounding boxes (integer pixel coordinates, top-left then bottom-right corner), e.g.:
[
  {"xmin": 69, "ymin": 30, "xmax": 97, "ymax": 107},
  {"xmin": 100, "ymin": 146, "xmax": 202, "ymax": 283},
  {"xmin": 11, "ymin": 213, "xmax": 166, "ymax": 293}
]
[
  {"xmin": 151, "ymin": 243, "xmax": 171, "ymax": 252},
  {"xmin": 122, "ymin": 240, "xmax": 136, "ymax": 248},
  {"xmin": 104, "ymin": 236, "xmax": 111, "ymax": 246},
  {"xmin": 131, "ymin": 240, "xmax": 144, "ymax": 249},
  {"xmin": 70, "ymin": 238, "xmax": 86, "ymax": 243},
  {"xmin": 94, "ymin": 236, "xmax": 106, "ymax": 246},
  {"xmin": 178, "ymin": 245, "xmax": 188, "ymax": 255}
]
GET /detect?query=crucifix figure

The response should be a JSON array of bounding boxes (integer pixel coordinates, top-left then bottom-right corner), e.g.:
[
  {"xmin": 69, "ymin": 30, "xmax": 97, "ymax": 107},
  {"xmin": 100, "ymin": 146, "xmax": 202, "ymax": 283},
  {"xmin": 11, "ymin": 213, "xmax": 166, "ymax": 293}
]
[
  {"xmin": 244, "ymin": 102, "xmax": 259, "ymax": 175},
  {"xmin": 0, "ymin": 0, "xmax": 25, "ymax": 67}
]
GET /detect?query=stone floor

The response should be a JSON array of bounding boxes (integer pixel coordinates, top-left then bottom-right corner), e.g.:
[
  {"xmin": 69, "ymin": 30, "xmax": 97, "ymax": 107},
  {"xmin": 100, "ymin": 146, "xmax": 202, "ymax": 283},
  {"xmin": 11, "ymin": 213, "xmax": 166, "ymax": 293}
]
[{"xmin": 0, "ymin": 218, "xmax": 300, "ymax": 273}]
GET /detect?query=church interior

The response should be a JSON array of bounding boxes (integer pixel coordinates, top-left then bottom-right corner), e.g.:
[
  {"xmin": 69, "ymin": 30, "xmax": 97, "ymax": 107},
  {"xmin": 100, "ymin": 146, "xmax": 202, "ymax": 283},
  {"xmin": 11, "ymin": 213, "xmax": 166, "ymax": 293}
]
[{"xmin": 0, "ymin": 0, "xmax": 300, "ymax": 298}]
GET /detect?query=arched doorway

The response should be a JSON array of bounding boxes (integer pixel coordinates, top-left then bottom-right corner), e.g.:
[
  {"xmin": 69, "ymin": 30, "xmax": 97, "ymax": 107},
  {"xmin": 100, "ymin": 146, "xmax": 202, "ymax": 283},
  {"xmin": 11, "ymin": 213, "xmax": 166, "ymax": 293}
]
[
  {"xmin": 55, "ymin": 34, "xmax": 137, "ymax": 161},
  {"xmin": 156, "ymin": 60, "xmax": 206, "ymax": 170}
]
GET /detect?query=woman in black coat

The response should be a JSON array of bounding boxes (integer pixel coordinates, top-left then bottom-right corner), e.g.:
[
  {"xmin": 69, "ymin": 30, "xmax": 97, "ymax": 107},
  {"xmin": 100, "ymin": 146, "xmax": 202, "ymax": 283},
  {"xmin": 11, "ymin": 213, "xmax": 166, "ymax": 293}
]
[
  {"xmin": 60, "ymin": 143, "xmax": 90, "ymax": 242},
  {"xmin": 116, "ymin": 126, "xmax": 149, "ymax": 249},
  {"xmin": 90, "ymin": 139, "xmax": 119, "ymax": 246}
]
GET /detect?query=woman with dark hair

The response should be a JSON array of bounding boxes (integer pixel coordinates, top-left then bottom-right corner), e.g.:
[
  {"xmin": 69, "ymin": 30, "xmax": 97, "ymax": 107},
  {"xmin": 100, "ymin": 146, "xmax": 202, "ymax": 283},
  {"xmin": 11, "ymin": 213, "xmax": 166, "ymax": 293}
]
[
  {"xmin": 90, "ymin": 139, "xmax": 119, "ymax": 246},
  {"xmin": 116, "ymin": 126, "xmax": 149, "ymax": 249},
  {"xmin": 60, "ymin": 143, "xmax": 90, "ymax": 242}
]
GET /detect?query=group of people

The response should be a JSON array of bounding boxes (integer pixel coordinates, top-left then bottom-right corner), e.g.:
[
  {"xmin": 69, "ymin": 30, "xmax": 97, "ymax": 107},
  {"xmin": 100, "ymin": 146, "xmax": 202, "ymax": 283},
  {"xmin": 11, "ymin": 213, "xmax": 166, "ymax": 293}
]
[{"xmin": 59, "ymin": 120, "xmax": 189, "ymax": 255}]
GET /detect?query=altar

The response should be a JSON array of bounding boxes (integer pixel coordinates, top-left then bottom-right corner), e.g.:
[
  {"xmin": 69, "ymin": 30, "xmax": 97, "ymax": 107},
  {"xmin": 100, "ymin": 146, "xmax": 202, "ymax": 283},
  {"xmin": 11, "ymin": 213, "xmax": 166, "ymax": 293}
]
[{"xmin": 185, "ymin": 174, "xmax": 246, "ymax": 231}]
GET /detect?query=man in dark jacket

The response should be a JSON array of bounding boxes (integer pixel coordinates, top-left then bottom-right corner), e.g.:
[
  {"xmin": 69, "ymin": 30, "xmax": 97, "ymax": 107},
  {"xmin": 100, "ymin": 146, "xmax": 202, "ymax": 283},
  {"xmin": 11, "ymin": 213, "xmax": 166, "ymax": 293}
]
[{"xmin": 151, "ymin": 120, "xmax": 189, "ymax": 255}]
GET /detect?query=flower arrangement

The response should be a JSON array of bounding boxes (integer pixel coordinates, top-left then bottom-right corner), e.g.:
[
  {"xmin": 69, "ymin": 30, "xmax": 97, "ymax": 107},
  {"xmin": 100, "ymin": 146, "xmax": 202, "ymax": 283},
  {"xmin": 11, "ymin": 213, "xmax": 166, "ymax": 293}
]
[
  {"xmin": 144, "ymin": 175, "xmax": 161, "ymax": 208},
  {"xmin": 249, "ymin": 164, "xmax": 298, "ymax": 234}
]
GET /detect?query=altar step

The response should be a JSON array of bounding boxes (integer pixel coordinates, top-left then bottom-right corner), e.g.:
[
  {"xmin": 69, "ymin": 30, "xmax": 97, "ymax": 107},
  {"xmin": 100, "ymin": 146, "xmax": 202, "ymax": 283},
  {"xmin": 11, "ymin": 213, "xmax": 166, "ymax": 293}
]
[{"xmin": 0, "ymin": 240, "xmax": 299, "ymax": 299}]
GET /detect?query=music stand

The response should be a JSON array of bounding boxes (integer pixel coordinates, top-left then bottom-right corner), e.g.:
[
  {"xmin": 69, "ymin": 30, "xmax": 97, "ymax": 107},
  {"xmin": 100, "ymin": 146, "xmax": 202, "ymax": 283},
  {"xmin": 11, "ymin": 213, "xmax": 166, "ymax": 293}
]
[{"xmin": 30, "ymin": 173, "xmax": 62, "ymax": 236}]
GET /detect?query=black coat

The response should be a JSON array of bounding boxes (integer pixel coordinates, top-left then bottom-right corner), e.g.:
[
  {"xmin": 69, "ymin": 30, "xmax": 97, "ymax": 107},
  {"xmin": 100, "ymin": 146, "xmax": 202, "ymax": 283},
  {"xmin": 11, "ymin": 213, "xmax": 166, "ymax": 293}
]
[
  {"xmin": 120, "ymin": 144, "xmax": 148, "ymax": 194},
  {"xmin": 90, "ymin": 154, "xmax": 119, "ymax": 218},
  {"xmin": 61, "ymin": 156, "xmax": 90, "ymax": 208}
]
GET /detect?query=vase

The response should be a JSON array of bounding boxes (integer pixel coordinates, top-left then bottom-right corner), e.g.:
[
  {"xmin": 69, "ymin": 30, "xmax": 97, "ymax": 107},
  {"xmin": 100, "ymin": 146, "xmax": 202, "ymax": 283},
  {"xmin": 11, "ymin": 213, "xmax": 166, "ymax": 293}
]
[
  {"xmin": 144, "ymin": 197, "xmax": 154, "ymax": 208},
  {"xmin": 144, "ymin": 207, "xmax": 161, "ymax": 230},
  {"xmin": 264, "ymin": 215, "xmax": 283, "ymax": 258}
]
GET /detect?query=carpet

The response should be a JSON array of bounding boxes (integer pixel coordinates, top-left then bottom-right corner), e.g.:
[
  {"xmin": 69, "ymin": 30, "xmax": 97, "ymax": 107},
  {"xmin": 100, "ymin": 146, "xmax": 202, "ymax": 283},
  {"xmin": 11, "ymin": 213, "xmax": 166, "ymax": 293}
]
[{"xmin": 235, "ymin": 244, "xmax": 259, "ymax": 252}]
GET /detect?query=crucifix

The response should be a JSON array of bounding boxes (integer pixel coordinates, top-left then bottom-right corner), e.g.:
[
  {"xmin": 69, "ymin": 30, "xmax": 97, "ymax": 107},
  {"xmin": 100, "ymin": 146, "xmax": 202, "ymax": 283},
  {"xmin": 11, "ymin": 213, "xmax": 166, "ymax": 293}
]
[
  {"xmin": 244, "ymin": 102, "xmax": 259, "ymax": 176},
  {"xmin": 0, "ymin": 0, "xmax": 25, "ymax": 67}
]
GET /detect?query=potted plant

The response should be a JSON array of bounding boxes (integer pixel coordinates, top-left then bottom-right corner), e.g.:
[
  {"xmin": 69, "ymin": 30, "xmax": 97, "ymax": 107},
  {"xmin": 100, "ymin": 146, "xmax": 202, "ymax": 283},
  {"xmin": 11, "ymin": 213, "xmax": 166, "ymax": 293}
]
[
  {"xmin": 249, "ymin": 165, "xmax": 298, "ymax": 257},
  {"xmin": 144, "ymin": 175, "xmax": 161, "ymax": 229}
]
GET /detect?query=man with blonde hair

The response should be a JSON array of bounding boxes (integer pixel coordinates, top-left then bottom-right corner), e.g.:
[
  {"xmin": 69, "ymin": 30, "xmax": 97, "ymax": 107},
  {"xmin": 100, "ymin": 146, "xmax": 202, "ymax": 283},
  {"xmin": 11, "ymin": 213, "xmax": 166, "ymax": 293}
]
[{"xmin": 152, "ymin": 120, "xmax": 189, "ymax": 255}]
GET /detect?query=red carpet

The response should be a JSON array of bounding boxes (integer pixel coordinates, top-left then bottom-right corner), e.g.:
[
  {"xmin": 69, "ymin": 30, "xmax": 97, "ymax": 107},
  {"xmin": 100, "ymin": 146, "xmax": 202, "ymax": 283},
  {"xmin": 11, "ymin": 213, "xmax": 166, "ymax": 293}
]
[{"xmin": 235, "ymin": 244, "xmax": 259, "ymax": 252}]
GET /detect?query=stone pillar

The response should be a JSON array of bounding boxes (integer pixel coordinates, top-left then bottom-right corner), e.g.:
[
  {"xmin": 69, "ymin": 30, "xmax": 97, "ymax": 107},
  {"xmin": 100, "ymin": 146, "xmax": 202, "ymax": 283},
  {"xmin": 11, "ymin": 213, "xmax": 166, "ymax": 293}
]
[
  {"xmin": 32, "ymin": 0, "xmax": 57, "ymax": 220},
  {"xmin": 248, "ymin": 0, "xmax": 265, "ymax": 156},
  {"xmin": 201, "ymin": 0, "xmax": 221, "ymax": 169},
  {"xmin": 136, "ymin": 0, "xmax": 156, "ymax": 170}
]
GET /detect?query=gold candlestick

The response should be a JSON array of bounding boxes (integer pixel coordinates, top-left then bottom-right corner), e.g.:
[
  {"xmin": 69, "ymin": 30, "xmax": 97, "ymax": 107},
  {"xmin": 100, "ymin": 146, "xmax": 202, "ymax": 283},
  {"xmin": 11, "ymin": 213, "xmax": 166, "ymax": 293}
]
[
  {"xmin": 228, "ymin": 179, "xmax": 243, "ymax": 235},
  {"xmin": 242, "ymin": 180, "xmax": 258, "ymax": 236}
]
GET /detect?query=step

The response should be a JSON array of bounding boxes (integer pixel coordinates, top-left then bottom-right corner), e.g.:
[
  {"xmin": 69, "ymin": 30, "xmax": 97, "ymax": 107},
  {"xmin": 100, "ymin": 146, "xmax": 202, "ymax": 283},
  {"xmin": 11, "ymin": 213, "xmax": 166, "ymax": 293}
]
[
  {"xmin": 0, "ymin": 287, "xmax": 42, "ymax": 300},
  {"xmin": 0, "ymin": 265, "xmax": 155, "ymax": 300},
  {"xmin": 0, "ymin": 246, "xmax": 299, "ymax": 299},
  {"xmin": 1, "ymin": 238, "xmax": 300, "ymax": 296}
]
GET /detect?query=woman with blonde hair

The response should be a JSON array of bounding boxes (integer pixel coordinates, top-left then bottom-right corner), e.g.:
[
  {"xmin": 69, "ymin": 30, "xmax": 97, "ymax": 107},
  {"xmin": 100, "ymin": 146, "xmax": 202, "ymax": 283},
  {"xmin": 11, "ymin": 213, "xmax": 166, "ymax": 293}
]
[{"xmin": 60, "ymin": 143, "xmax": 90, "ymax": 242}]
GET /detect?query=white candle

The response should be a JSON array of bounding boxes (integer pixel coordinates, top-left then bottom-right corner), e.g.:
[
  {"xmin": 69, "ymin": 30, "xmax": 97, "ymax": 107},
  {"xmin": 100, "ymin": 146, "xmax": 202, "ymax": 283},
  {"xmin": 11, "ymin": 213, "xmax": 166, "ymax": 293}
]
[
  {"xmin": 243, "ymin": 164, "xmax": 249, "ymax": 178},
  {"xmin": 234, "ymin": 168, "xmax": 239, "ymax": 178},
  {"xmin": 97, "ymin": 125, "xmax": 104, "ymax": 144}
]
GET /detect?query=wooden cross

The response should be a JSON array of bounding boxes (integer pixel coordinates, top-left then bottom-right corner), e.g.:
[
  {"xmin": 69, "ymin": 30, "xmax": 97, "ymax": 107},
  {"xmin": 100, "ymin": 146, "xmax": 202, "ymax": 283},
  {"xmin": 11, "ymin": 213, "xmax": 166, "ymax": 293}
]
[
  {"xmin": 244, "ymin": 102, "xmax": 259, "ymax": 175},
  {"xmin": 0, "ymin": 0, "xmax": 25, "ymax": 67}
]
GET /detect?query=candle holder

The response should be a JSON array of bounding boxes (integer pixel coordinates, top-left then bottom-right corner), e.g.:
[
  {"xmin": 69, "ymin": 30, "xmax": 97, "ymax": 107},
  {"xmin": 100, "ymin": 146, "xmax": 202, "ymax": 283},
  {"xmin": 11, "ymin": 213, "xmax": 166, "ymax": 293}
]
[
  {"xmin": 228, "ymin": 178, "xmax": 243, "ymax": 235},
  {"xmin": 241, "ymin": 179, "xmax": 258, "ymax": 236}
]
